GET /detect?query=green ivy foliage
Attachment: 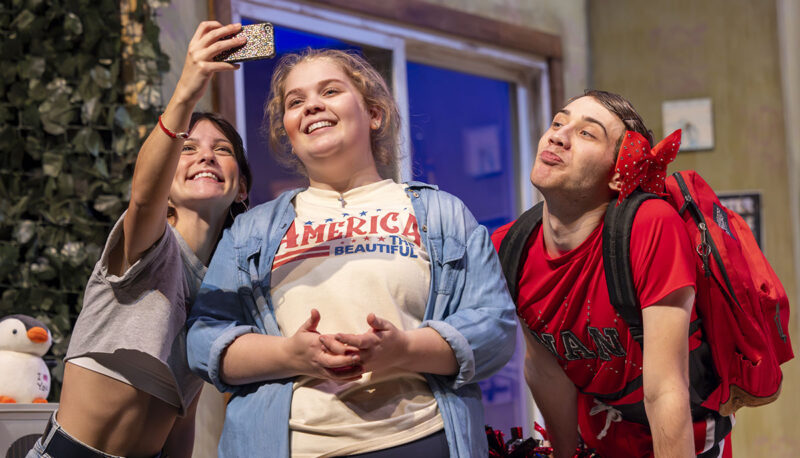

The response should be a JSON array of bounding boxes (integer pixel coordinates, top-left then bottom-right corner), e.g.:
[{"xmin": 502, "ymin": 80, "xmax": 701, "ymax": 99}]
[{"xmin": 0, "ymin": 0, "xmax": 169, "ymax": 400}]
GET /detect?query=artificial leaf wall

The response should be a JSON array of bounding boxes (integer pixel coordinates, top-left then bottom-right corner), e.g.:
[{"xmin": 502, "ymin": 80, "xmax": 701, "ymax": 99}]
[{"xmin": 0, "ymin": 0, "xmax": 169, "ymax": 399}]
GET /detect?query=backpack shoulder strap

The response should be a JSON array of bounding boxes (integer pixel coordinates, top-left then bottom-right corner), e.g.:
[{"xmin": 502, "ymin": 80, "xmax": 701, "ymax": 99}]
[
  {"xmin": 498, "ymin": 202, "xmax": 544, "ymax": 302},
  {"xmin": 602, "ymin": 192, "xmax": 659, "ymax": 345}
]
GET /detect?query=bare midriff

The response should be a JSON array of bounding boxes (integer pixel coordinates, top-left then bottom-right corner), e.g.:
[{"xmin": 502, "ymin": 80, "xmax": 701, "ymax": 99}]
[{"xmin": 57, "ymin": 362, "xmax": 179, "ymax": 457}]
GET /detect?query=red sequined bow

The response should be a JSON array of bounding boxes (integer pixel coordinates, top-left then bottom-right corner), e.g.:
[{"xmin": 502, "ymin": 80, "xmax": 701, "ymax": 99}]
[{"xmin": 614, "ymin": 129, "xmax": 681, "ymax": 206}]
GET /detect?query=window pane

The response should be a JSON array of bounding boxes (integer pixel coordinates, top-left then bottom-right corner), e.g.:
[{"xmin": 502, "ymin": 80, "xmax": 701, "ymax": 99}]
[
  {"xmin": 407, "ymin": 61, "xmax": 525, "ymax": 433},
  {"xmin": 407, "ymin": 61, "xmax": 517, "ymax": 233}
]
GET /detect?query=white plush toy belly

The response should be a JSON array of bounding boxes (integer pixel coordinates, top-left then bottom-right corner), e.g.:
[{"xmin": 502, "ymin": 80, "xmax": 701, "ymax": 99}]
[{"xmin": 0, "ymin": 314, "xmax": 52, "ymax": 403}]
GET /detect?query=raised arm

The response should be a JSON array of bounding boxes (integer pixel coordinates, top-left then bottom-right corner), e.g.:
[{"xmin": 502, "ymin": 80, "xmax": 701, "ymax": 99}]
[
  {"xmin": 522, "ymin": 327, "xmax": 578, "ymax": 458},
  {"xmin": 641, "ymin": 286, "xmax": 695, "ymax": 458},
  {"xmin": 114, "ymin": 21, "xmax": 244, "ymax": 272}
]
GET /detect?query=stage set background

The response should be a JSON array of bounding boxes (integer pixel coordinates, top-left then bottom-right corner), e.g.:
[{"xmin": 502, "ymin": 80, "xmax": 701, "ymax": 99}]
[
  {"xmin": 156, "ymin": 1, "xmax": 799, "ymax": 456},
  {"xmin": 0, "ymin": 1, "xmax": 797, "ymax": 457}
]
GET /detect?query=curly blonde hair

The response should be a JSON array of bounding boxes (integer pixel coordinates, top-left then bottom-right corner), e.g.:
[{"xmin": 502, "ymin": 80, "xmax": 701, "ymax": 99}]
[{"xmin": 263, "ymin": 49, "xmax": 401, "ymax": 180}]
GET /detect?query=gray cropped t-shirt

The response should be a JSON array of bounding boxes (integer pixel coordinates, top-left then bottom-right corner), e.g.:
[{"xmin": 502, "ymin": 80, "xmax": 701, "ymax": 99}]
[{"xmin": 65, "ymin": 214, "xmax": 205, "ymax": 414}]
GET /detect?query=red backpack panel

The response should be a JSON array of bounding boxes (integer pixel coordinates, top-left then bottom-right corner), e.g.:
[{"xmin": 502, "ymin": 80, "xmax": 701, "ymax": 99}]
[{"xmin": 664, "ymin": 170, "xmax": 793, "ymax": 415}]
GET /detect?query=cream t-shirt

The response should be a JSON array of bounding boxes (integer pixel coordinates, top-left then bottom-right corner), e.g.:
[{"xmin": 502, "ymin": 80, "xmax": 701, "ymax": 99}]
[{"xmin": 271, "ymin": 179, "xmax": 444, "ymax": 457}]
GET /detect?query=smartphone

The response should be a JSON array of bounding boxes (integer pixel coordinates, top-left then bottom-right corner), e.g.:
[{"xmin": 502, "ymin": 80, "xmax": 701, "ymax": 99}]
[{"xmin": 214, "ymin": 23, "xmax": 276, "ymax": 63}]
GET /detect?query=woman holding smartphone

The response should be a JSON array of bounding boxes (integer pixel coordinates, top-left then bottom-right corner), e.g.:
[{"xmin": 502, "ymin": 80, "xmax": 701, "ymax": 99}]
[
  {"xmin": 187, "ymin": 49, "xmax": 517, "ymax": 457},
  {"xmin": 28, "ymin": 22, "xmax": 252, "ymax": 458}
]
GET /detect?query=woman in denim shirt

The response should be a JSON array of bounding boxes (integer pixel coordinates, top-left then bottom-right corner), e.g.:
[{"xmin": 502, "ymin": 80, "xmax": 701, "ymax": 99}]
[{"xmin": 186, "ymin": 49, "xmax": 516, "ymax": 458}]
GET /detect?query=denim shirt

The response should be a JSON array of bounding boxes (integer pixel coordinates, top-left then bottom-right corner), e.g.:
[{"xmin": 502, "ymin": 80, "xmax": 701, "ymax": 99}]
[{"xmin": 186, "ymin": 182, "xmax": 517, "ymax": 457}]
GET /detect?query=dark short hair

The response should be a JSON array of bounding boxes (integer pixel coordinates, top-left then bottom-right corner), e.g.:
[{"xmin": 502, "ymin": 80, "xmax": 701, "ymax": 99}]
[
  {"xmin": 169, "ymin": 112, "xmax": 253, "ymax": 229},
  {"xmin": 572, "ymin": 90, "xmax": 653, "ymax": 153}
]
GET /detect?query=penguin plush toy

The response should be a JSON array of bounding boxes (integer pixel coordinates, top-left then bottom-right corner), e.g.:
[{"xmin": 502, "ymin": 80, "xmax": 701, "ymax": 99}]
[{"xmin": 0, "ymin": 314, "xmax": 52, "ymax": 403}]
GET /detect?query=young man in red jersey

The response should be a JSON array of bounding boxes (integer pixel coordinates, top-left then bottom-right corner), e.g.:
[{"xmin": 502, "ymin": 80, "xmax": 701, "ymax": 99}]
[{"xmin": 491, "ymin": 90, "xmax": 731, "ymax": 458}]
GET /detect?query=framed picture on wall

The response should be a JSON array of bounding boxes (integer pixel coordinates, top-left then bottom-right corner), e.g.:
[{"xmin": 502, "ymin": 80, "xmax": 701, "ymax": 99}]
[
  {"xmin": 662, "ymin": 98, "xmax": 714, "ymax": 151},
  {"xmin": 718, "ymin": 191, "xmax": 763, "ymax": 248},
  {"xmin": 463, "ymin": 125, "xmax": 503, "ymax": 178}
]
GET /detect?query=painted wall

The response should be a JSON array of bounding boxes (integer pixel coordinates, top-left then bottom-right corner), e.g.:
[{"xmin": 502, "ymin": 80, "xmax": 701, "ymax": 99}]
[
  {"xmin": 424, "ymin": 0, "xmax": 589, "ymax": 99},
  {"xmin": 156, "ymin": 0, "xmax": 214, "ymax": 111},
  {"xmin": 589, "ymin": 1, "xmax": 799, "ymax": 456}
]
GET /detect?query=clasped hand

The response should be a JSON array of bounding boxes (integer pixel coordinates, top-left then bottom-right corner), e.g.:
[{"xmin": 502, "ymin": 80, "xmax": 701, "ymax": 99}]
[{"xmin": 288, "ymin": 309, "xmax": 410, "ymax": 381}]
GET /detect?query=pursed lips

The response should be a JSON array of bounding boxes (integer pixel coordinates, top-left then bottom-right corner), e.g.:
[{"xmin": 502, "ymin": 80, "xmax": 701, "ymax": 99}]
[{"xmin": 539, "ymin": 150, "xmax": 564, "ymax": 166}]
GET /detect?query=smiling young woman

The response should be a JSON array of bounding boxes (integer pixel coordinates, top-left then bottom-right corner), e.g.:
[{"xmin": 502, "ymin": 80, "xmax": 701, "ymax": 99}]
[
  {"xmin": 27, "ymin": 22, "xmax": 252, "ymax": 458},
  {"xmin": 279, "ymin": 57, "xmax": 382, "ymax": 189},
  {"xmin": 265, "ymin": 49, "xmax": 400, "ymax": 184},
  {"xmin": 186, "ymin": 49, "xmax": 518, "ymax": 458}
]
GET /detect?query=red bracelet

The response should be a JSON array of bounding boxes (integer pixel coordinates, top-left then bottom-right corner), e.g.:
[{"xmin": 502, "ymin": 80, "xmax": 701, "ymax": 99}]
[{"xmin": 158, "ymin": 115, "xmax": 189, "ymax": 139}]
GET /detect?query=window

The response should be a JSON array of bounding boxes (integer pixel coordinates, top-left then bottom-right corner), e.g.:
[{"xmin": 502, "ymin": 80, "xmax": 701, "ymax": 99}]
[{"xmin": 218, "ymin": 0, "xmax": 559, "ymax": 435}]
